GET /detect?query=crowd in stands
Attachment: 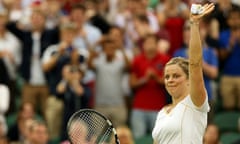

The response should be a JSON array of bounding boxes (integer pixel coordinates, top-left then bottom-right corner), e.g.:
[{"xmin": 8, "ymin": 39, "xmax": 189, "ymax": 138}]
[{"xmin": 0, "ymin": 0, "xmax": 240, "ymax": 143}]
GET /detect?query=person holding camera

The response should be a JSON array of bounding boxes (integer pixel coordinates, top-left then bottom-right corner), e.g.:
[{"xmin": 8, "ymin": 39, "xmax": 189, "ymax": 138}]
[
  {"xmin": 41, "ymin": 22, "xmax": 86, "ymax": 139},
  {"xmin": 56, "ymin": 64, "xmax": 88, "ymax": 142}
]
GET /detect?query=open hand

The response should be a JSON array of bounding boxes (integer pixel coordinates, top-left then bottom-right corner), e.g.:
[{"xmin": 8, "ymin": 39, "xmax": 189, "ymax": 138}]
[{"xmin": 190, "ymin": 3, "xmax": 215, "ymax": 23}]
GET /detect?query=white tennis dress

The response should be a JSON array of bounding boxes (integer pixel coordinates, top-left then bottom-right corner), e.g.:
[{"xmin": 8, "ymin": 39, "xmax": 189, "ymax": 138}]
[{"xmin": 152, "ymin": 95, "xmax": 209, "ymax": 144}]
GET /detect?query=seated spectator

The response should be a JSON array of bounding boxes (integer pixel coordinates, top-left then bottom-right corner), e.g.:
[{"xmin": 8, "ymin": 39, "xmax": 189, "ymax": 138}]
[
  {"xmin": 27, "ymin": 120, "xmax": 49, "ymax": 144},
  {"xmin": 203, "ymin": 124, "xmax": 220, "ymax": 144},
  {"xmin": 7, "ymin": 102, "xmax": 35, "ymax": 143}
]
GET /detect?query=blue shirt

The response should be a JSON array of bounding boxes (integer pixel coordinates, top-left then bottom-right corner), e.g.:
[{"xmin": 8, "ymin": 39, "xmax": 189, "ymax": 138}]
[
  {"xmin": 219, "ymin": 30, "xmax": 240, "ymax": 76},
  {"xmin": 174, "ymin": 46, "xmax": 218, "ymax": 100}
]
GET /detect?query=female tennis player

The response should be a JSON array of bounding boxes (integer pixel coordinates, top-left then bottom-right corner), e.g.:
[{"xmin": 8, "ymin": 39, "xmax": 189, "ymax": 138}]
[{"xmin": 152, "ymin": 3, "xmax": 215, "ymax": 144}]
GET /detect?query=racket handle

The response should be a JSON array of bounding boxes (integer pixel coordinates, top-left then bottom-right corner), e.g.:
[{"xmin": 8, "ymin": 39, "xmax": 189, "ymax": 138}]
[{"xmin": 113, "ymin": 128, "xmax": 120, "ymax": 144}]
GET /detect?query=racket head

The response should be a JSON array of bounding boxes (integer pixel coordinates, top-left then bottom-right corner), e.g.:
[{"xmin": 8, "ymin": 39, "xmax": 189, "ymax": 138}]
[{"xmin": 67, "ymin": 109, "xmax": 120, "ymax": 144}]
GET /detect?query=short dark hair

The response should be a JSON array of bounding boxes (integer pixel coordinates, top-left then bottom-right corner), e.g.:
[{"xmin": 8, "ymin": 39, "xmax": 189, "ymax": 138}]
[
  {"xmin": 100, "ymin": 36, "xmax": 115, "ymax": 45},
  {"xmin": 71, "ymin": 3, "xmax": 87, "ymax": 13},
  {"xmin": 109, "ymin": 25, "xmax": 125, "ymax": 35},
  {"xmin": 29, "ymin": 120, "xmax": 48, "ymax": 132},
  {"xmin": 228, "ymin": 7, "xmax": 240, "ymax": 19},
  {"xmin": 142, "ymin": 33, "xmax": 159, "ymax": 43},
  {"xmin": 84, "ymin": 0, "xmax": 100, "ymax": 4},
  {"xmin": 134, "ymin": 14, "xmax": 149, "ymax": 24}
]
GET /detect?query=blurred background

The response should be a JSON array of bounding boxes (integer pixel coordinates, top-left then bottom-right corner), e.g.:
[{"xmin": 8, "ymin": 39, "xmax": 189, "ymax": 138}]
[{"xmin": 0, "ymin": 0, "xmax": 240, "ymax": 144}]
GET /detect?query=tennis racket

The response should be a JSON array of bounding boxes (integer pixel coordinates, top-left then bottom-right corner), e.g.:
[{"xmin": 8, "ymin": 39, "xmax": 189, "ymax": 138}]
[{"xmin": 67, "ymin": 109, "xmax": 120, "ymax": 144}]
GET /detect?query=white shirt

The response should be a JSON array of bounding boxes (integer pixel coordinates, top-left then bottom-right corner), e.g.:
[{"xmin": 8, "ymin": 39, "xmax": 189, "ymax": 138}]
[
  {"xmin": 232, "ymin": 0, "xmax": 240, "ymax": 6},
  {"xmin": 152, "ymin": 95, "xmax": 209, "ymax": 144},
  {"xmin": 0, "ymin": 32, "xmax": 21, "ymax": 80},
  {"xmin": 0, "ymin": 85, "xmax": 9, "ymax": 135},
  {"xmin": 29, "ymin": 32, "xmax": 46, "ymax": 85},
  {"xmin": 94, "ymin": 54, "xmax": 125, "ymax": 106},
  {"xmin": 0, "ymin": 84, "xmax": 10, "ymax": 114},
  {"xmin": 73, "ymin": 24, "xmax": 102, "ymax": 83}
]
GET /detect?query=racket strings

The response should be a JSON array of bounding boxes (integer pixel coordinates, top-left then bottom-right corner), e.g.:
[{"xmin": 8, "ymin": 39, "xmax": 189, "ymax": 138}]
[
  {"xmin": 98, "ymin": 127, "xmax": 113, "ymax": 143},
  {"xmin": 68, "ymin": 111, "xmax": 114, "ymax": 144}
]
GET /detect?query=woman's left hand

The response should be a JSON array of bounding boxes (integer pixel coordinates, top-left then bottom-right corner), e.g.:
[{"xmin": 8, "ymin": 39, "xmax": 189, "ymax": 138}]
[{"xmin": 190, "ymin": 3, "xmax": 215, "ymax": 22}]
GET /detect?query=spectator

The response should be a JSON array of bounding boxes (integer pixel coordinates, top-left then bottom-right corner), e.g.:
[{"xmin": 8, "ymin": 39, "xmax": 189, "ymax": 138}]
[
  {"xmin": 70, "ymin": 3, "xmax": 102, "ymax": 56},
  {"xmin": 203, "ymin": 124, "xmax": 220, "ymax": 144},
  {"xmin": 2, "ymin": 0, "xmax": 26, "ymax": 22},
  {"xmin": 61, "ymin": 0, "xmax": 83, "ymax": 14},
  {"xmin": 108, "ymin": 26, "xmax": 134, "ymax": 119},
  {"xmin": 20, "ymin": 119, "xmax": 36, "ymax": 144},
  {"xmin": 9, "ymin": 118, "xmax": 37, "ymax": 144},
  {"xmin": 0, "ymin": 7, "xmax": 21, "ymax": 114},
  {"xmin": 7, "ymin": 102, "xmax": 35, "ymax": 143},
  {"xmin": 174, "ymin": 20, "xmax": 218, "ymax": 122},
  {"xmin": 42, "ymin": 22, "xmax": 85, "ymax": 139},
  {"xmin": 208, "ymin": 0, "xmax": 240, "ymax": 32},
  {"xmin": 27, "ymin": 120, "xmax": 49, "ymax": 144},
  {"xmin": 83, "ymin": 0, "xmax": 111, "ymax": 34},
  {"xmin": 156, "ymin": 28, "xmax": 171, "ymax": 55},
  {"xmin": 7, "ymin": 8, "xmax": 59, "ymax": 118},
  {"xmin": 110, "ymin": 25, "xmax": 134, "ymax": 117},
  {"xmin": 88, "ymin": 36, "xmax": 130, "ymax": 127},
  {"xmin": 134, "ymin": 14, "xmax": 155, "ymax": 48},
  {"xmin": 129, "ymin": 34, "xmax": 169, "ymax": 139},
  {"xmin": 0, "ymin": 84, "xmax": 10, "ymax": 124},
  {"xmin": 69, "ymin": 3, "xmax": 102, "ymax": 85},
  {"xmin": 57, "ymin": 65, "xmax": 88, "ymax": 141},
  {"xmin": 156, "ymin": 0, "xmax": 189, "ymax": 56},
  {"xmin": 40, "ymin": 0, "xmax": 63, "ymax": 30},
  {"xmin": 21, "ymin": 0, "xmax": 43, "ymax": 9},
  {"xmin": 133, "ymin": 14, "xmax": 171, "ymax": 56},
  {"xmin": 218, "ymin": 8, "xmax": 240, "ymax": 110},
  {"xmin": 0, "ymin": 116, "xmax": 8, "ymax": 144},
  {"xmin": 114, "ymin": 0, "xmax": 159, "ymax": 50},
  {"xmin": 108, "ymin": 26, "xmax": 134, "ymax": 60}
]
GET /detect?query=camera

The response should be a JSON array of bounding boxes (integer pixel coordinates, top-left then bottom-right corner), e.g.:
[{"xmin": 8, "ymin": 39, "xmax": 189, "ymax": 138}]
[{"xmin": 66, "ymin": 46, "xmax": 74, "ymax": 53}]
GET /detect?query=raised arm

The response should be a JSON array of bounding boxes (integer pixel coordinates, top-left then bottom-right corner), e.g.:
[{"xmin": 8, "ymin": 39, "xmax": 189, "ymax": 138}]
[{"xmin": 189, "ymin": 3, "xmax": 215, "ymax": 107}]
